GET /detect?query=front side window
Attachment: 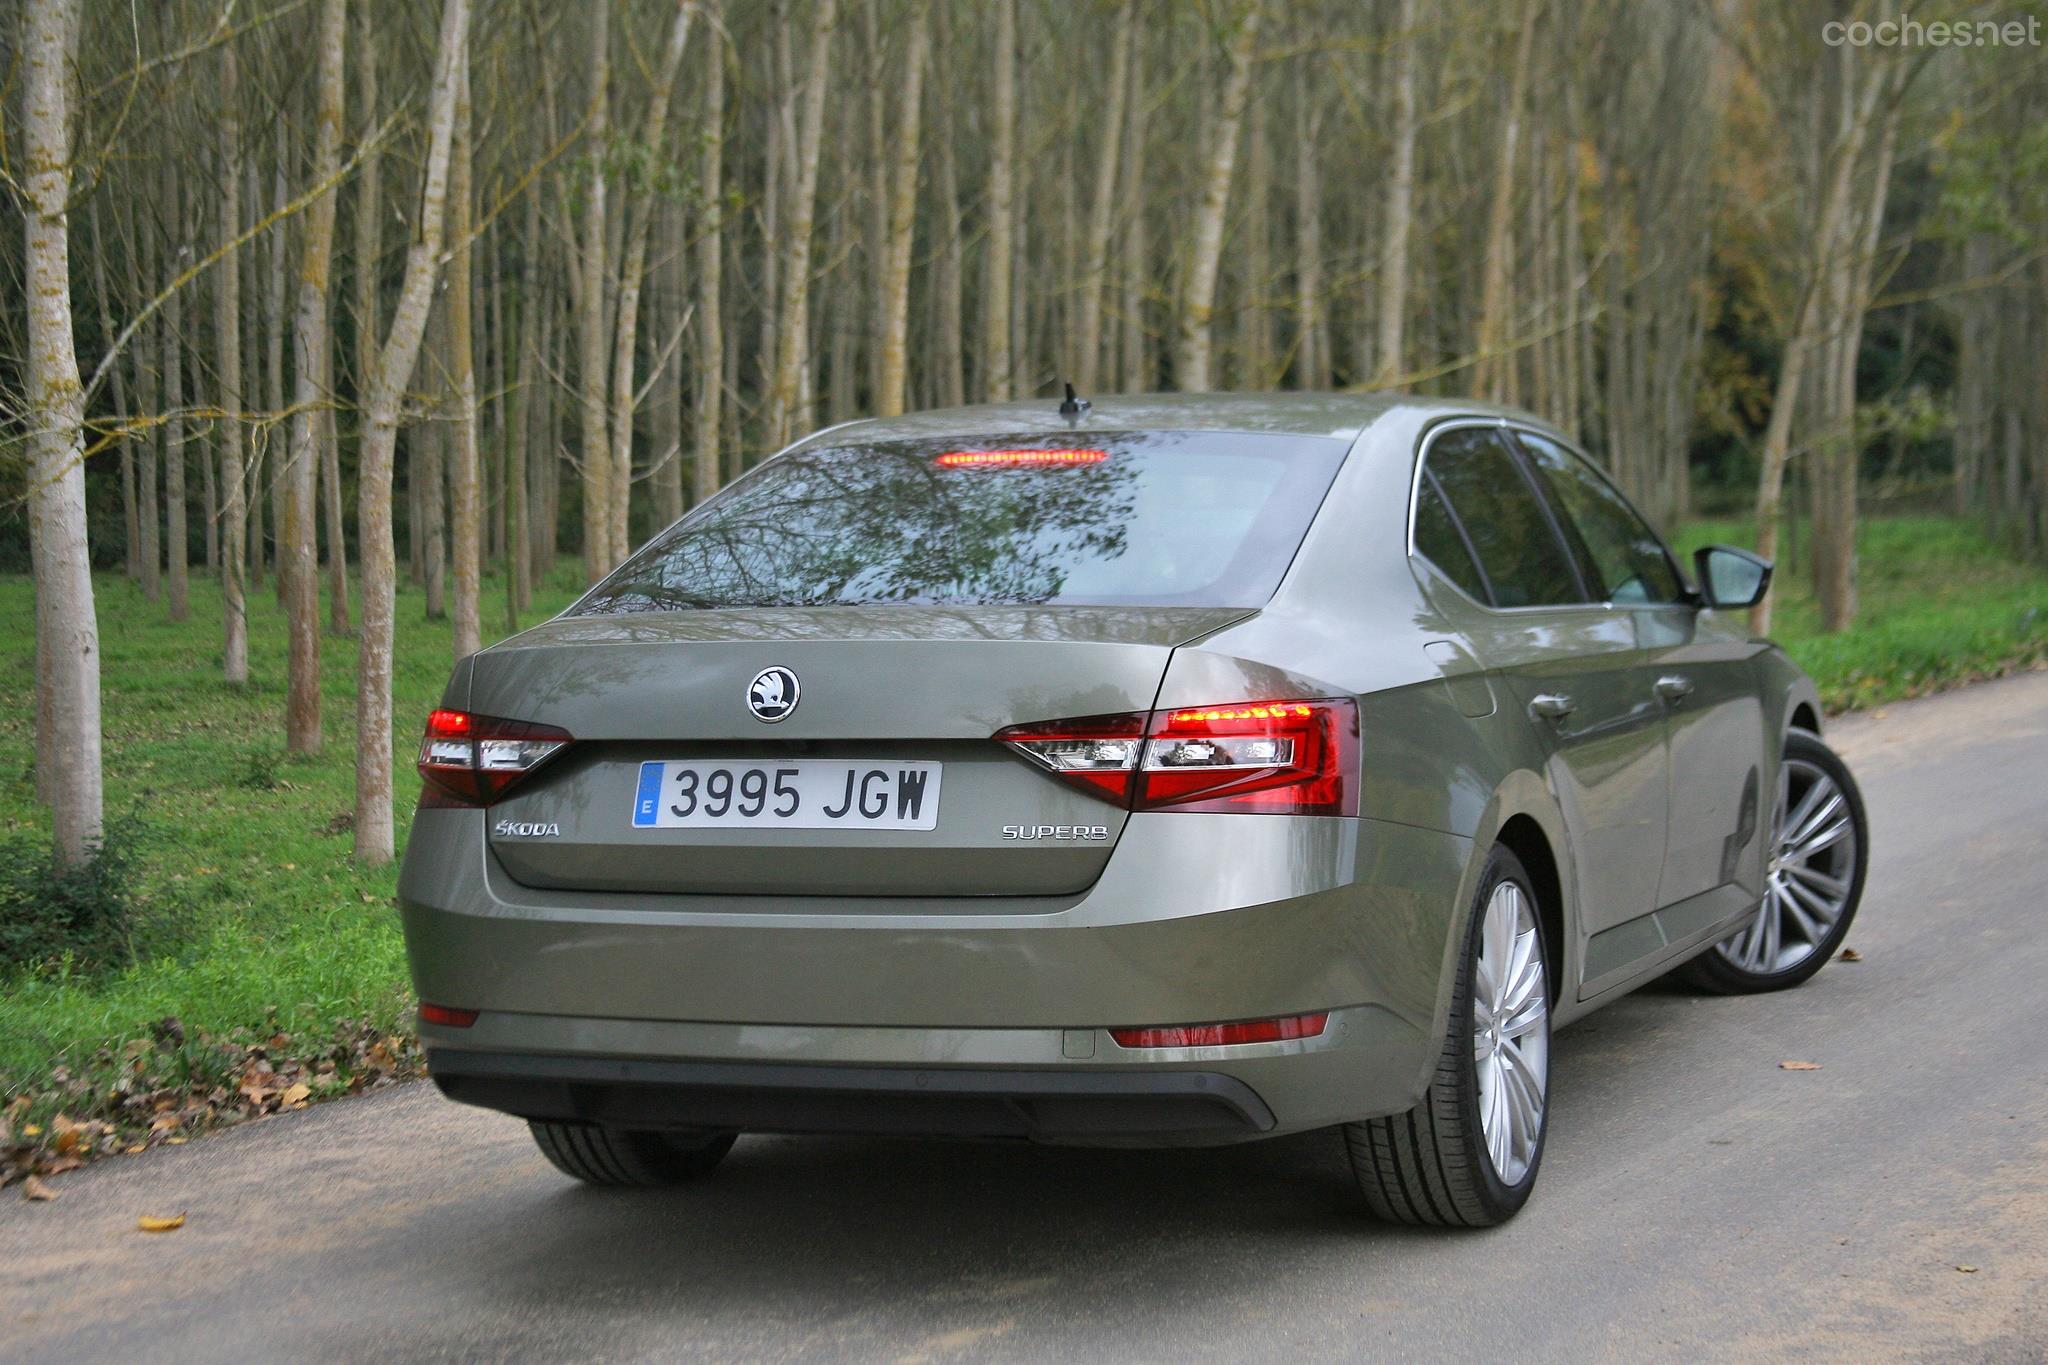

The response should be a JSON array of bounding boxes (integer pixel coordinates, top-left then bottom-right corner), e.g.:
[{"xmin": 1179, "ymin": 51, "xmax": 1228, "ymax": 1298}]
[
  {"xmin": 1514, "ymin": 432, "xmax": 1685, "ymax": 605},
  {"xmin": 575, "ymin": 432, "xmax": 1347, "ymax": 614},
  {"xmin": 1419, "ymin": 427, "xmax": 1585, "ymax": 608}
]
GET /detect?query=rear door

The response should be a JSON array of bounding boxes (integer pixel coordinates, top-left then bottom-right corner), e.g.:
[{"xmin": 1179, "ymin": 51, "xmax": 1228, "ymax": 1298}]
[
  {"xmin": 1509, "ymin": 430, "xmax": 1770, "ymax": 908},
  {"xmin": 1415, "ymin": 425, "xmax": 1671, "ymax": 953}
]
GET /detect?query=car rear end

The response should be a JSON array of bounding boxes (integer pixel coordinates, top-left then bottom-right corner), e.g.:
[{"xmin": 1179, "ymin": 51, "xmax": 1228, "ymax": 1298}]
[{"xmin": 399, "ymin": 423, "xmax": 1459, "ymax": 1146}]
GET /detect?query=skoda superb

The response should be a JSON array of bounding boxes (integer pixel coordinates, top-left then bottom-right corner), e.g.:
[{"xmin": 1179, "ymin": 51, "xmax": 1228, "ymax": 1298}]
[{"xmin": 400, "ymin": 393, "xmax": 1868, "ymax": 1226}]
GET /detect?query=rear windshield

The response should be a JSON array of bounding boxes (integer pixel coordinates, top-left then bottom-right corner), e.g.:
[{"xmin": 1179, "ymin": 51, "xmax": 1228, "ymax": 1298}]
[{"xmin": 574, "ymin": 432, "xmax": 1347, "ymax": 613}]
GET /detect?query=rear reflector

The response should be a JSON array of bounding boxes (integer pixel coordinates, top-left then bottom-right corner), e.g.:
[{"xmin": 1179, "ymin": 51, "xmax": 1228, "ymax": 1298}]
[
  {"xmin": 419, "ymin": 1003, "xmax": 479, "ymax": 1028},
  {"xmin": 417, "ymin": 709, "xmax": 572, "ymax": 807},
  {"xmin": 995, "ymin": 698, "xmax": 1357, "ymax": 815},
  {"xmin": 1110, "ymin": 1012, "xmax": 1329, "ymax": 1050},
  {"xmin": 935, "ymin": 448, "xmax": 1108, "ymax": 468}
]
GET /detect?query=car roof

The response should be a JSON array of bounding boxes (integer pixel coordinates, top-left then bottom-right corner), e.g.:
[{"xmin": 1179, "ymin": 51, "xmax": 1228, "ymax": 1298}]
[{"xmin": 796, "ymin": 390, "xmax": 1552, "ymax": 447}]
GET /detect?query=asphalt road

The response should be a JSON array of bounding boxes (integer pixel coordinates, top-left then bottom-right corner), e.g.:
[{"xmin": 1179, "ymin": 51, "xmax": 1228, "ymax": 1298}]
[{"xmin": 7, "ymin": 671, "xmax": 2047, "ymax": 1363}]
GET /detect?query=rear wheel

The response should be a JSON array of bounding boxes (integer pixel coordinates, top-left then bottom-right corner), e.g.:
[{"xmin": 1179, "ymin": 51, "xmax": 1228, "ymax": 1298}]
[
  {"xmin": 1347, "ymin": 845, "xmax": 1551, "ymax": 1227},
  {"xmin": 528, "ymin": 1121, "xmax": 737, "ymax": 1187},
  {"xmin": 1679, "ymin": 729, "xmax": 1867, "ymax": 994}
]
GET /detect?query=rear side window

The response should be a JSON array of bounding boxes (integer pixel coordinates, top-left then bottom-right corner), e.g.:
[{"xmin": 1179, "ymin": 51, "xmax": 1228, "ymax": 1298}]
[
  {"xmin": 1420, "ymin": 428, "xmax": 1585, "ymax": 608},
  {"xmin": 1514, "ymin": 432, "xmax": 1686, "ymax": 605},
  {"xmin": 1414, "ymin": 474, "xmax": 1490, "ymax": 602},
  {"xmin": 575, "ymin": 432, "xmax": 1347, "ymax": 613}
]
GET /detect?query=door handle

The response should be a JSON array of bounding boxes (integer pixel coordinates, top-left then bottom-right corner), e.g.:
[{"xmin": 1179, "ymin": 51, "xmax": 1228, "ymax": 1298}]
[
  {"xmin": 1655, "ymin": 675, "xmax": 1695, "ymax": 703},
  {"xmin": 1529, "ymin": 693, "xmax": 1577, "ymax": 720}
]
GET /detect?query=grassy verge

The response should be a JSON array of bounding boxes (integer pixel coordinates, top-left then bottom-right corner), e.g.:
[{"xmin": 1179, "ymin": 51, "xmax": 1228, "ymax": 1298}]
[
  {"xmin": 2, "ymin": 515, "xmax": 2045, "ymax": 1178},
  {"xmin": 0, "ymin": 567, "xmax": 580, "ymax": 1173},
  {"xmin": 1675, "ymin": 516, "xmax": 2048, "ymax": 711}
]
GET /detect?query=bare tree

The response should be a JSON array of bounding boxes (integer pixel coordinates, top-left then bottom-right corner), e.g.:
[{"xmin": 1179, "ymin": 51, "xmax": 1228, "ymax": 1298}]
[
  {"xmin": 1174, "ymin": 3, "xmax": 1261, "ymax": 393},
  {"xmin": 354, "ymin": 0, "xmax": 472, "ymax": 865},
  {"xmin": 217, "ymin": 43, "xmax": 251, "ymax": 685},
  {"xmin": 692, "ymin": 10, "xmax": 726, "ymax": 506},
  {"xmin": 764, "ymin": 0, "xmax": 839, "ymax": 446},
  {"xmin": 447, "ymin": 56, "xmax": 483, "ymax": 660},
  {"xmin": 874, "ymin": 2, "xmax": 931, "ymax": 417},
  {"xmin": 1073, "ymin": 1, "xmax": 1134, "ymax": 395},
  {"xmin": 283, "ymin": 0, "xmax": 348, "ymax": 752},
  {"xmin": 1374, "ymin": 0, "xmax": 1419, "ymax": 388},
  {"xmin": 22, "ymin": 0, "xmax": 105, "ymax": 868}
]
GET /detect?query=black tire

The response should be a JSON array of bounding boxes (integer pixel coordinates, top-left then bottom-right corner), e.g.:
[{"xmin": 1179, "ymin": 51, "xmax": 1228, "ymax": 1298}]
[
  {"xmin": 528, "ymin": 1122, "xmax": 737, "ymax": 1187},
  {"xmin": 1677, "ymin": 728, "xmax": 1868, "ymax": 995},
  {"xmin": 1347, "ymin": 844, "xmax": 1551, "ymax": 1228}
]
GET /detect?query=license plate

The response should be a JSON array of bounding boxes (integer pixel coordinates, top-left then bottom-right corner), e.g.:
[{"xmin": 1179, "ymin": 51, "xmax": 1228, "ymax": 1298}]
[{"xmin": 630, "ymin": 760, "xmax": 942, "ymax": 830}]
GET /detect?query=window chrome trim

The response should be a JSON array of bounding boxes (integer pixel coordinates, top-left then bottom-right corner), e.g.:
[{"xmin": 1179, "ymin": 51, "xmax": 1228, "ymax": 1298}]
[{"xmin": 1403, "ymin": 414, "xmax": 1620, "ymax": 617}]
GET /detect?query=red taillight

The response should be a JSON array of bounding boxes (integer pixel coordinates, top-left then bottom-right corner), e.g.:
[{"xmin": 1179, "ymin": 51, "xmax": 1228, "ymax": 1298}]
[
  {"xmin": 934, "ymin": 448, "xmax": 1108, "ymax": 468},
  {"xmin": 416, "ymin": 709, "xmax": 573, "ymax": 807},
  {"xmin": 995, "ymin": 698, "xmax": 1357, "ymax": 816},
  {"xmin": 419, "ymin": 1002, "xmax": 479, "ymax": 1028},
  {"xmin": 1109, "ymin": 1012, "xmax": 1329, "ymax": 1049}
]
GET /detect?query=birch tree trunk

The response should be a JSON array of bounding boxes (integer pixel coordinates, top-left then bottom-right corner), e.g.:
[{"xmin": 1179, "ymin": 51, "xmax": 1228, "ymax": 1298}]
[
  {"xmin": 765, "ymin": 0, "xmax": 838, "ymax": 447},
  {"xmin": 874, "ymin": 3, "xmax": 930, "ymax": 418},
  {"xmin": 22, "ymin": 0, "xmax": 104, "ymax": 868},
  {"xmin": 508, "ymin": 186, "xmax": 540, "ymax": 621},
  {"xmin": 446, "ymin": 56, "xmax": 483, "ymax": 660},
  {"xmin": 1293, "ymin": 69, "xmax": 1326, "ymax": 390},
  {"xmin": 1473, "ymin": 0, "xmax": 1539, "ymax": 401},
  {"xmin": 1750, "ymin": 58, "xmax": 1890, "ymax": 636},
  {"xmin": 693, "ymin": 15, "xmax": 726, "ymax": 506},
  {"xmin": 284, "ymin": 0, "xmax": 347, "ymax": 753},
  {"xmin": 122, "ymin": 191, "xmax": 163, "ymax": 602},
  {"xmin": 577, "ymin": 2, "xmax": 613, "ymax": 583},
  {"xmin": 931, "ymin": 7, "xmax": 966, "ymax": 410},
  {"xmin": 163, "ymin": 179, "xmax": 191, "ymax": 619},
  {"xmin": 354, "ymin": 0, "xmax": 470, "ymax": 865},
  {"xmin": 981, "ymin": 0, "xmax": 1016, "ymax": 402},
  {"xmin": 1174, "ymin": 4, "xmax": 1261, "ymax": 393},
  {"xmin": 1374, "ymin": 0, "xmax": 1418, "ymax": 389},
  {"xmin": 606, "ymin": 0, "xmax": 699, "ymax": 562},
  {"xmin": 217, "ymin": 45, "xmax": 250, "ymax": 685},
  {"xmin": 1074, "ymin": 1, "xmax": 1133, "ymax": 395}
]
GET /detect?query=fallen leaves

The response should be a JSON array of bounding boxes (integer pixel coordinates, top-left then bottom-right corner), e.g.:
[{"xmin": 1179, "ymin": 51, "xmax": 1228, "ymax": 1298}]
[
  {"xmin": 1838, "ymin": 947, "xmax": 1863, "ymax": 962},
  {"xmin": 4, "ymin": 1013, "xmax": 424, "ymax": 1199},
  {"xmin": 1779, "ymin": 1060, "xmax": 1824, "ymax": 1071},
  {"xmin": 137, "ymin": 1213, "xmax": 186, "ymax": 1233},
  {"xmin": 1956, "ymin": 1264, "xmax": 1979, "ymax": 1274}
]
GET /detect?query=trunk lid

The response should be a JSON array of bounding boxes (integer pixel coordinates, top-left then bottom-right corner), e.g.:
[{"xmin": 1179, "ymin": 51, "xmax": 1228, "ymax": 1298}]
[{"xmin": 470, "ymin": 605, "xmax": 1251, "ymax": 898}]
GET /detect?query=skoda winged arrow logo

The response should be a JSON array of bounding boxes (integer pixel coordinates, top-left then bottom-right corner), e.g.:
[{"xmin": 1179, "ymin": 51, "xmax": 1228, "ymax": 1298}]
[{"xmin": 747, "ymin": 666, "xmax": 801, "ymax": 723}]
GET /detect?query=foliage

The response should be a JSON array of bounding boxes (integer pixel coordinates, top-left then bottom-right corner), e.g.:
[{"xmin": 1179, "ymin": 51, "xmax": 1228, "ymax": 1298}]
[
  {"xmin": 1676, "ymin": 516, "xmax": 2048, "ymax": 711},
  {"xmin": 0, "ymin": 811, "xmax": 180, "ymax": 976}
]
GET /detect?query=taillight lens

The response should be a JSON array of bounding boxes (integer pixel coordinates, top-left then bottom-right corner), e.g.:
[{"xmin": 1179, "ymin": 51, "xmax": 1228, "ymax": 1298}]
[
  {"xmin": 995, "ymin": 698, "xmax": 1357, "ymax": 815},
  {"xmin": 416, "ymin": 708, "xmax": 572, "ymax": 807},
  {"xmin": 1109, "ymin": 1012, "xmax": 1330, "ymax": 1049}
]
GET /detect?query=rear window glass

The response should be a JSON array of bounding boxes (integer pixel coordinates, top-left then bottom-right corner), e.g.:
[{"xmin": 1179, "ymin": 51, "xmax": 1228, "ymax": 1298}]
[{"xmin": 574, "ymin": 432, "xmax": 1347, "ymax": 613}]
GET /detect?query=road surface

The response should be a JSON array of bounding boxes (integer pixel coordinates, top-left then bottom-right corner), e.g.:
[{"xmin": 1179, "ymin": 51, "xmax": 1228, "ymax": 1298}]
[{"xmin": 6, "ymin": 671, "xmax": 2047, "ymax": 1362}]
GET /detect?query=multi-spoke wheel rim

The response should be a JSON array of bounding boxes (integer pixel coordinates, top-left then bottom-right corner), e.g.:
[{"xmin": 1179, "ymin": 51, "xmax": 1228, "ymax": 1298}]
[
  {"xmin": 1472, "ymin": 881, "xmax": 1548, "ymax": 1186},
  {"xmin": 1716, "ymin": 756, "xmax": 1858, "ymax": 975}
]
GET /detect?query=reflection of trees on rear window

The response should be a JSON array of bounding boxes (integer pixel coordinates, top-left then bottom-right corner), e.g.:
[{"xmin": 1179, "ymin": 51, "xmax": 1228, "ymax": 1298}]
[{"xmin": 576, "ymin": 433, "xmax": 1347, "ymax": 613}]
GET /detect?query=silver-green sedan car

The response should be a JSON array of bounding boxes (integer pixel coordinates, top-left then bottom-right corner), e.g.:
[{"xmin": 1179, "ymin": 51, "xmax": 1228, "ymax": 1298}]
[{"xmin": 399, "ymin": 393, "xmax": 1868, "ymax": 1226}]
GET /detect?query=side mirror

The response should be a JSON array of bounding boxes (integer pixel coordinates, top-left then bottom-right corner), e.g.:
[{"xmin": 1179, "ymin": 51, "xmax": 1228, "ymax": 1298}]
[{"xmin": 1693, "ymin": 544, "xmax": 1773, "ymax": 610}]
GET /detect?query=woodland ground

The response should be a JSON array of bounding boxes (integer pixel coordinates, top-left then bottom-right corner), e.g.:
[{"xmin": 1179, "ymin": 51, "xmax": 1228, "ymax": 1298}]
[{"xmin": 1, "ymin": 514, "xmax": 2045, "ymax": 1166}]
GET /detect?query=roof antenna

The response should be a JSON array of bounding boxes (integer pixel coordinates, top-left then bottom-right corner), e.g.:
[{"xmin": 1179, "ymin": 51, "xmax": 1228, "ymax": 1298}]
[{"xmin": 1058, "ymin": 382, "xmax": 1091, "ymax": 424}]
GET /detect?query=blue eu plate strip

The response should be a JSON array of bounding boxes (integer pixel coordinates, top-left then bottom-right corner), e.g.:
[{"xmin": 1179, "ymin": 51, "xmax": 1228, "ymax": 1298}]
[{"xmin": 632, "ymin": 761, "xmax": 665, "ymax": 827}]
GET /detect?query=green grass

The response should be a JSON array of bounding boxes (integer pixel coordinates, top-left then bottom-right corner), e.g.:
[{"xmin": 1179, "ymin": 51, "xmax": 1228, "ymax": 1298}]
[
  {"xmin": 1675, "ymin": 516, "xmax": 2048, "ymax": 711},
  {"xmin": 0, "ymin": 566, "xmax": 583, "ymax": 1097},
  {"xmin": 2, "ymin": 515, "xmax": 2045, "ymax": 1114}
]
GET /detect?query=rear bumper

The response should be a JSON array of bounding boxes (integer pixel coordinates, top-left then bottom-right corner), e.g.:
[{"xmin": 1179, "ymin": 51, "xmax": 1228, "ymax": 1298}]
[
  {"xmin": 429, "ymin": 1050, "xmax": 1276, "ymax": 1144},
  {"xmin": 399, "ymin": 806, "xmax": 1476, "ymax": 1142}
]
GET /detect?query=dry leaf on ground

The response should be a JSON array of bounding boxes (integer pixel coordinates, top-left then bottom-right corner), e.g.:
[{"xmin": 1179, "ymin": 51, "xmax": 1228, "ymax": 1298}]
[
  {"xmin": 1839, "ymin": 947, "xmax": 1863, "ymax": 962},
  {"xmin": 1779, "ymin": 1060, "xmax": 1823, "ymax": 1071},
  {"xmin": 22, "ymin": 1175, "xmax": 57, "ymax": 1201},
  {"xmin": 137, "ymin": 1213, "xmax": 186, "ymax": 1233}
]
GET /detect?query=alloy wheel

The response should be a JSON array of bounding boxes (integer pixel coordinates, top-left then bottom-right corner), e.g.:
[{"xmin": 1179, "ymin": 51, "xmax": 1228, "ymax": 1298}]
[
  {"xmin": 1472, "ymin": 880, "xmax": 1549, "ymax": 1185},
  {"xmin": 1716, "ymin": 756, "xmax": 1859, "ymax": 975}
]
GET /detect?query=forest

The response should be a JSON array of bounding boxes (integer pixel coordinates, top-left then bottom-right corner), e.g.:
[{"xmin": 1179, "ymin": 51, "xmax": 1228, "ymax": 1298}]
[{"xmin": 5, "ymin": 0, "xmax": 2046, "ymax": 879}]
